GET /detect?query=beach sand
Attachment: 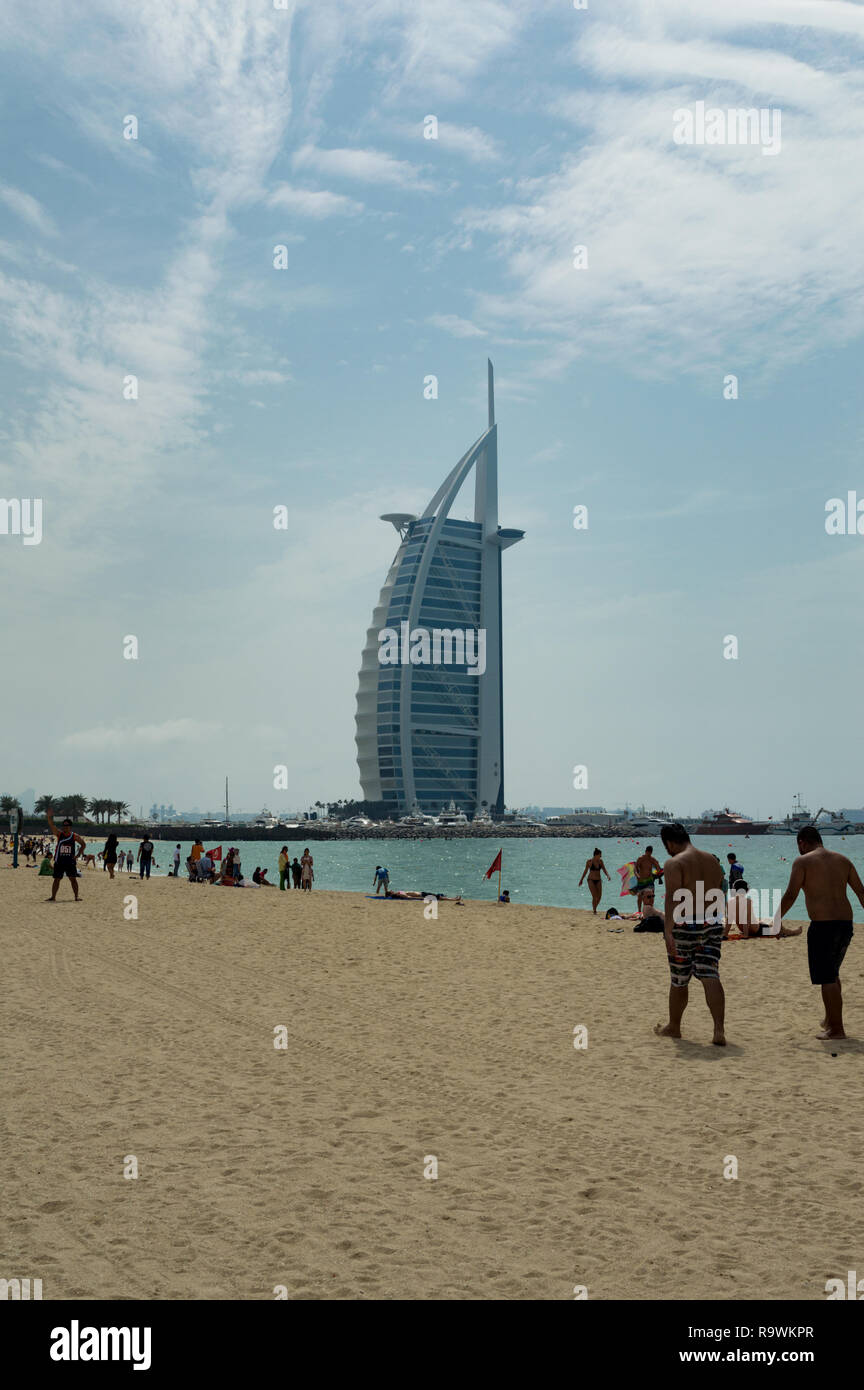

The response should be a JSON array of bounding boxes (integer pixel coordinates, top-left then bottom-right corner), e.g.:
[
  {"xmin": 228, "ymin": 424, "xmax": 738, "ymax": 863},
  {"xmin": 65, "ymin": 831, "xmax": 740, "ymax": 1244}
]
[{"xmin": 3, "ymin": 863, "xmax": 863, "ymax": 1301}]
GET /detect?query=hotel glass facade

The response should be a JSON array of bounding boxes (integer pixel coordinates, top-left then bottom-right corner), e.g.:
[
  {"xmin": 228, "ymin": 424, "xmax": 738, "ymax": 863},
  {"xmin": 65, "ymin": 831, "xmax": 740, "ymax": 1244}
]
[{"xmin": 355, "ymin": 363, "xmax": 523, "ymax": 818}]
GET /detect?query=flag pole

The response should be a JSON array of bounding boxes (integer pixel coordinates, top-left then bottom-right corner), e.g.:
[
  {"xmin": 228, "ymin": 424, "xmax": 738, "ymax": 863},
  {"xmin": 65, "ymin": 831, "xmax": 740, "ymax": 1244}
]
[{"xmin": 498, "ymin": 850, "xmax": 502, "ymax": 903}]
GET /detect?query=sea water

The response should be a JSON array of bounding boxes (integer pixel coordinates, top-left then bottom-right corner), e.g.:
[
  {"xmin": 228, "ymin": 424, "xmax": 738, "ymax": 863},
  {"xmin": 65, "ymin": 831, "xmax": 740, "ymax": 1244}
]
[{"xmin": 107, "ymin": 833, "xmax": 864, "ymax": 922}]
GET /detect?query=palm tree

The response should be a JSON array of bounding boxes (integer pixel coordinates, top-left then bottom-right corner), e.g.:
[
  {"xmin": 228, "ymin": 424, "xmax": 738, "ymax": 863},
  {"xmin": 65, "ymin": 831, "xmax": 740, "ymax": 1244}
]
[
  {"xmin": 1, "ymin": 794, "xmax": 21, "ymax": 815},
  {"xmin": 112, "ymin": 800, "xmax": 129, "ymax": 824},
  {"xmin": 59, "ymin": 793, "xmax": 88, "ymax": 823},
  {"xmin": 35, "ymin": 794, "xmax": 55, "ymax": 816}
]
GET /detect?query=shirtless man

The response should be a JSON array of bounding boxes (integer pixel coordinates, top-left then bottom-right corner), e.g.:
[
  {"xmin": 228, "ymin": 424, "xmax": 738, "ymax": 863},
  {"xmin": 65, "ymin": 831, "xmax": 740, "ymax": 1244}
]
[
  {"xmin": 45, "ymin": 805, "xmax": 87, "ymax": 902},
  {"xmin": 634, "ymin": 844, "xmax": 662, "ymax": 909},
  {"xmin": 578, "ymin": 847, "xmax": 610, "ymax": 914},
  {"xmin": 654, "ymin": 823, "xmax": 726, "ymax": 1046},
  {"xmin": 779, "ymin": 825, "xmax": 863, "ymax": 1040}
]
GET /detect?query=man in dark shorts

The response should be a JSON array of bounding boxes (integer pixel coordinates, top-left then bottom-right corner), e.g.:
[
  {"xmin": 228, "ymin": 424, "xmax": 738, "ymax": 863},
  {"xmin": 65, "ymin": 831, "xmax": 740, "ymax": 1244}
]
[
  {"xmin": 44, "ymin": 805, "xmax": 87, "ymax": 902},
  {"xmin": 634, "ymin": 845, "xmax": 662, "ymax": 909},
  {"xmin": 779, "ymin": 825, "xmax": 863, "ymax": 1039},
  {"xmin": 655, "ymin": 824, "xmax": 726, "ymax": 1046}
]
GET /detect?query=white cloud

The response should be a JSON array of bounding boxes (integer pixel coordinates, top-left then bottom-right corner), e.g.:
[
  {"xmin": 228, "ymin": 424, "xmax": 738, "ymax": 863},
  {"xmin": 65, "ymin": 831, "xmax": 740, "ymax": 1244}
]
[
  {"xmin": 269, "ymin": 183, "xmax": 364, "ymax": 217},
  {"xmin": 65, "ymin": 719, "xmax": 223, "ymax": 751},
  {"xmin": 428, "ymin": 313, "xmax": 487, "ymax": 339},
  {"xmin": 436, "ymin": 123, "xmax": 502, "ymax": 163},
  {"xmin": 292, "ymin": 144, "xmax": 434, "ymax": 191},
  {"xmin": 0, "ymin": 183, "xmax": 57, "ymax": 236},
  {"xmin": 236, "ymin": 369, "xmax": 293, "ymax": 385},
  {"xmin": 458, "ymin": 7, "xmax": 864, "ymax": 376}
]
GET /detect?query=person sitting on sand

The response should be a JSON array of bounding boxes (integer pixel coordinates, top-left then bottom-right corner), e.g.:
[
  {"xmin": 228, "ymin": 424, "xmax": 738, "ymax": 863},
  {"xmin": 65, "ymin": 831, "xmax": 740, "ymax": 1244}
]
[
  {"xmin": 252, "ymin": 866, "xmax": 275, "ymax": 886},
  {"xmin": 218, "ymin": 849, "xmax": 239, "ymax": 886},
  {"xmin": 725, "ymin": 881, "xmax": 802, "ymax": 940},
  {"xmin": 579, "ymin": 848, "xmax": 611, "ymax": 914},
  {"xmin": 633, "ymin": 888, "xmax": 665, "ymax": 932},
  {"xmin": 44, "ymin": 805, "xmax": 87, "ymax": 903},
  {"xmin": 499, "ymin": 889, "xmax": 510, "ymax": 903}
]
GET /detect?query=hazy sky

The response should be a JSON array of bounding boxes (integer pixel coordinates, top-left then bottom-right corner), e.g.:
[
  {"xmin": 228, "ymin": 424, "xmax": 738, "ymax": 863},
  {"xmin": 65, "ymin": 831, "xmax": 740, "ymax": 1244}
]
[{"xmin": 2, "ymin": 0, "xmax": 864, "ymax": 820}]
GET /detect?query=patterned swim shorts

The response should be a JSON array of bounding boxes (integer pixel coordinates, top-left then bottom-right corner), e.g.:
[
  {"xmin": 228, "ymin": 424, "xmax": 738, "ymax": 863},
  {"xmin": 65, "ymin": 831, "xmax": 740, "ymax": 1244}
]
[{"xmin": 667, "ymin": 920, "xmax": 723, "ymax": 987}]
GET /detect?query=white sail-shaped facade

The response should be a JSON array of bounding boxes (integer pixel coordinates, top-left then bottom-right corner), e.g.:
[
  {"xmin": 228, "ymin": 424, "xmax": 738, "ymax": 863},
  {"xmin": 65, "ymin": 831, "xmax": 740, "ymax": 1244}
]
[{"xmin": 355, "ymin": 362, "xmax": 523, "ymax": 818}]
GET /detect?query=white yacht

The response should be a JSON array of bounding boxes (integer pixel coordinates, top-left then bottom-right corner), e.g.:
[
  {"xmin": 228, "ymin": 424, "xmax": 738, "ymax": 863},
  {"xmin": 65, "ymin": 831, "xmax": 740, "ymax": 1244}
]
[
  {"xmin": 252, "ymin": 808, "xmax": 280, "ymax": 830},
  {"xmin": 436, "ymin": 801, "xmax": 469, "ymax": 827}
]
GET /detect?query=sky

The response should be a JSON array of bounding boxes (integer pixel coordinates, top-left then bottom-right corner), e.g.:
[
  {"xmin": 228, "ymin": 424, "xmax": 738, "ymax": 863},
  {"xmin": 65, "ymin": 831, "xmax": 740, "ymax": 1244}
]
[{"xmin": 2, "ymin": 0, "xmax": 864, "ymax": 820}]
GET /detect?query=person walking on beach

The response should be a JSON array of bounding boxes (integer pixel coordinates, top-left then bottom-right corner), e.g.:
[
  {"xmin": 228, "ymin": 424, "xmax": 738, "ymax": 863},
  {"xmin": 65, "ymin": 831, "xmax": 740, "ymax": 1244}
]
[
  {"xmin": 634, "ymin": 845, "xmax": 662, "ymax": 909},
  {"xmin": 655, "ymin": 824, "xmax": 726, "ymax": 1047},
  {"xmin": 104, "ymin": 832, "xmax": 119, "ymax": 880},
  {"xmin": 137, "ymin": 834, "xmax": 154, "ymax": 880},
  {"xmin": 300, "ymin": 848, "xmax": 314, "ymax": 892},
  {"xmin": 779, "ymin": 825, "xmax": 864, "ymax": 1040},
  {"xmin": 291, "ymin": 856, "xmax": 302, "ymax": 889},
  {"xmin": 372, "ymin": 865, "xmax": 389, "ymax": 895},
  {"xmin": 45, "ymin": 805, "xmax": 87, "ymax": 902},
  {"xmin": 126, "ymin": 849, "xmax": 133, "ymax": 872},
  {"xmin": 578, "ymin": 848, "xmax": 610, "ymax": 914},
  {"xmin": 172, "ymin": 844, "xmax": 181, "ymax": 876}
]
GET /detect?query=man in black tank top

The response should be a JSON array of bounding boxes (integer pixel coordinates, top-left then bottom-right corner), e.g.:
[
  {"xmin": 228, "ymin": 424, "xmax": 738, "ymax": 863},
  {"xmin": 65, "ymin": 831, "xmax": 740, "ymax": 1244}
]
[{"xmin": 45, "ymin": 806, "xmax": 87, "ymax": 901}]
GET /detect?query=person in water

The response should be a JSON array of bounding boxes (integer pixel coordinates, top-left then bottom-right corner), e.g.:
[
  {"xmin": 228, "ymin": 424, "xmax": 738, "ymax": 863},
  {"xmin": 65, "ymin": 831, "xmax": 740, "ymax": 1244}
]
[
  {"xmin": 779, "ymin": 825, "xmax": 864, "ymax": 1040},
  {"xmin": 579, "ymin": 848, "xmax": 611, "ymax": 914}
]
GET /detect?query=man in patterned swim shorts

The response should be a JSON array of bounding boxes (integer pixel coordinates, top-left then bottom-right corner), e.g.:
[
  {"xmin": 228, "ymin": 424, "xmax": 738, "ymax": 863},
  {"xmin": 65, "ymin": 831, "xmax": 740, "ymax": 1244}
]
[{"xmin": 654, "ymin": 823, "xmax": 727, "ymax": 1047}]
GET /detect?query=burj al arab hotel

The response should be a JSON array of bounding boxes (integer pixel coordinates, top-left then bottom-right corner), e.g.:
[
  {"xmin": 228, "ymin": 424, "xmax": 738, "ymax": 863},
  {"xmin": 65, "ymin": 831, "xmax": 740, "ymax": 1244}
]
[{"xmin": 355, "ymin": 362, "xmax": 524, "ymax": 818}]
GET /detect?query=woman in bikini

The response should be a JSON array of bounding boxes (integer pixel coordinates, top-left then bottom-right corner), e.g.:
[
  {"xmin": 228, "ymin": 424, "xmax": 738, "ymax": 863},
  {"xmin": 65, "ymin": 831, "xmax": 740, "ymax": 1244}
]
[{"xmin": 579, "ymin": 847, "xmax": 611, "ymax": 914}]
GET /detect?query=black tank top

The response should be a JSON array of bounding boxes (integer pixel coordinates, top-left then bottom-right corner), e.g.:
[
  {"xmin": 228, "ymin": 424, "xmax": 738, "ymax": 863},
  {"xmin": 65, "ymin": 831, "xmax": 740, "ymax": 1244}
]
[{"xmin": 55, "ymin": 833, "xmax": 76, "ymax": 864}]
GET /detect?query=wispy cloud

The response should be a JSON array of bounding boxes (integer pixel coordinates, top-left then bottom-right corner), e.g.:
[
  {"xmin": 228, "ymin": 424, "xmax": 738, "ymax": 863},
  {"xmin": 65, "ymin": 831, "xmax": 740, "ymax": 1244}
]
[
  {"xmin": 428, "ymin": 312, "xmax": 487, "ymax": 338},
  {"xmin": 65, "ymin": 719, "xmax": 223, "ymax": 751},
  {"xmin": 292, "ymin": 144, "xmax": 434, "ymax": 191},
  {"xmin": 0, "ymin": 182, "xmax": 57, "ymax": 236},
  {"xmin": 268, "ymin": 183, "xmax": 364, "ymax": 217}
]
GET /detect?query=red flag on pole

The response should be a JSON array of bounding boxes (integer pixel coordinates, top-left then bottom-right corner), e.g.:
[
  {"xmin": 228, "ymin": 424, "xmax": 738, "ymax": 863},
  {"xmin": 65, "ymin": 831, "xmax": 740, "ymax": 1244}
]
[
  {"xmin": 484, "ymin": 850, "xmax": 502, "ymax": 879},
  {"xmin": 208, "ymin": 846, "xmax": 223, "ymax": 862}
]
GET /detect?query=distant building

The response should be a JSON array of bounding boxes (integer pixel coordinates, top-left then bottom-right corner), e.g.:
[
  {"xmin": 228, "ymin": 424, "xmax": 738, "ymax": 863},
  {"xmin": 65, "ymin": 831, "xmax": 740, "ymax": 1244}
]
[{"xmin": 355, "ymin": 361, "xmax": 524, "ymax": 818}]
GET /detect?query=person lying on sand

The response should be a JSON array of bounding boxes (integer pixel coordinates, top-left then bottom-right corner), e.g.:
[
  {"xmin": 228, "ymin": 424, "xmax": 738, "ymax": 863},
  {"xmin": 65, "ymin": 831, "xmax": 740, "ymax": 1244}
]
[{"xmin": 383, "ymin": 889, "xmax": 461, "ymax": 901}]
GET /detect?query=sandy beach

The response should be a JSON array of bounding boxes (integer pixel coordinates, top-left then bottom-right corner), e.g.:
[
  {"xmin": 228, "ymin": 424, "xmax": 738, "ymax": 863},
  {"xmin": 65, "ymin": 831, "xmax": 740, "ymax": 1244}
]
[{"xmin": 3, "ymin": 863, "xmax": 863, "ymax": 1301}]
